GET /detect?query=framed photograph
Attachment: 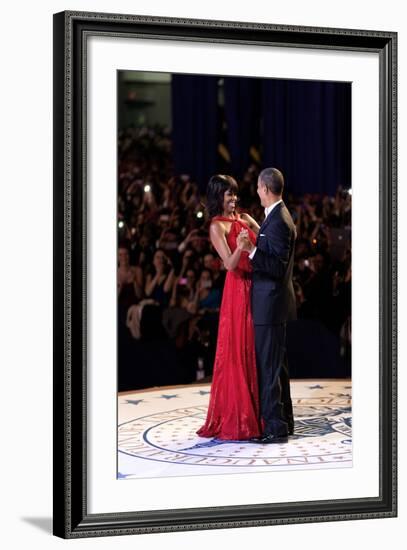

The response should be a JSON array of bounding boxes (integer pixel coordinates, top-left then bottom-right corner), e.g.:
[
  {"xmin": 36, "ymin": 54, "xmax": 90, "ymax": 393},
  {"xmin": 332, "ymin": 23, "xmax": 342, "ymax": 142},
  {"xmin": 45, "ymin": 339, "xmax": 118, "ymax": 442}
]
[{"xmin": 53, "ymin": 10, "xmax": 397, "ymax": 538}]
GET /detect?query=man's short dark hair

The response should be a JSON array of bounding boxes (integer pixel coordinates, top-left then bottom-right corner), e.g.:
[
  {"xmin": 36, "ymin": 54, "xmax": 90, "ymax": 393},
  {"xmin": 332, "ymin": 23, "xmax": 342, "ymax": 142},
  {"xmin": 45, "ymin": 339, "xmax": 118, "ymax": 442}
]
[{"xmin": 259, "ymin": 168, "xmax": 284, "ymax": 196}]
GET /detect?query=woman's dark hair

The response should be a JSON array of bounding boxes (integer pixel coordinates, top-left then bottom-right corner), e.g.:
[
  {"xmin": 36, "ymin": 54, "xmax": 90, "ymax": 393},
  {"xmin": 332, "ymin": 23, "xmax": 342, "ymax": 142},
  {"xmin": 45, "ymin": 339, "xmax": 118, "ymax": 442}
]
[
  {"xmin": 199, "ymin": 267, "xmax": 213, "ymax": 280},
  {"xmin": 146, "ymin": 247, "xmax": 170, "ymax": 278},
  {"xmin": 185, "ymin": 266, "xmax": 197, "ymax": 278},
  {"xmin": 206, "ymin": 174, "xmax": 239, "ymax": 218}
]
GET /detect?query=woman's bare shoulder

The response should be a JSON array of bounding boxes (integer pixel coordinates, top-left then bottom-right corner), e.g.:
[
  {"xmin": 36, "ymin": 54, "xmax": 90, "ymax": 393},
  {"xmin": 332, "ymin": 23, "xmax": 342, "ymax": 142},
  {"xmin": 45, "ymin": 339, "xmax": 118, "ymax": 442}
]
[
  {"xmin": 209, "ymin": 219, "xmax": 226, "ymax": 235},
  {"xmin": 239, "ymin": 212, "xmax": 258, "ymax": 225}
]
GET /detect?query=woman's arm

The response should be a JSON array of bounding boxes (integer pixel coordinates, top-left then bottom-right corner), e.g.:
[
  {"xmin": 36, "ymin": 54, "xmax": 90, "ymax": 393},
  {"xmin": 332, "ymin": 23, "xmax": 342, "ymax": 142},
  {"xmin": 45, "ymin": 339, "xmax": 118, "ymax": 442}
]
[
  {"xmin": 163, "ymin": 268, "xmax": 176, "ymax": 294},
  {"xmin": 169, "ymin": 276, "xmax": 179, "ymax": 307},
  {"xmin": 133, "ymin": 280, "xmax": 144, "ymax": 300},
  {"xmin": 133, "ymin": 266, "xmax": 144, "ymax": 289},
  {"xmin": 177, "ymin": 229, "xmax": 199, "ymax": 253},
  {"xmin": 240, "ymin": 212, "xmax": 260, "ymax": 235},
  {"xmin": 145, "ymin": 272, "xmax": 160, "ymax": 297},
  {"xmin": 209, "ymin": 222, "xmax": 244, "ymax": 271},
  {"xmin": 133, "ymin": 266, "xmax": 144, "ymax": 300},
  {"xmin": 188, "ymin": 284, "xmax": 201, "ymax": 314}
]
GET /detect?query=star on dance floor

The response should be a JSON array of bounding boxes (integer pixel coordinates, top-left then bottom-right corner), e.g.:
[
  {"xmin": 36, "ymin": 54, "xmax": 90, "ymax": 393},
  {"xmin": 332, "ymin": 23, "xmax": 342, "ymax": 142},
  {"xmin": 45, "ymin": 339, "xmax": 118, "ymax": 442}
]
[
  {"xmin": 309, "ymin": 385, "xmax": 325, "ymax": 389},
  {"xmin": 194, "ymin": 390, "xmax": 211, "ymax": 396},
  {"xmin": 117, "ymin": 472, "xmax": 131, "ymax": 479},
  {"xmin": 124, "ymin": 399, "xmax": 144, "ymax": 405},
  {"xmin": 157, "ymin": 394, "xmax": 179, "ymax": 400}
]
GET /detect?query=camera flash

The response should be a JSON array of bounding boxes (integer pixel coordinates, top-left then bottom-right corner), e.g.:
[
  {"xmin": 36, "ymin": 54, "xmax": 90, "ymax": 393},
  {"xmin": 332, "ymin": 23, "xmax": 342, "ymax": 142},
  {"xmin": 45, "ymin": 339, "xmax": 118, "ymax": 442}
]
[
  {"xmin": 196, "ymin": 211, "xmax": 203, "ymax": 219},
  {"xmin": 144, "ymin": 185, "xmax": 151, "ymax": 193},
  {"xmin": 348, "ymin": 188, "xmax": 352, "ymax": 196},
  {"xmin": 118, "ymin": 221, "xmax": 124, "ymax": 229}
]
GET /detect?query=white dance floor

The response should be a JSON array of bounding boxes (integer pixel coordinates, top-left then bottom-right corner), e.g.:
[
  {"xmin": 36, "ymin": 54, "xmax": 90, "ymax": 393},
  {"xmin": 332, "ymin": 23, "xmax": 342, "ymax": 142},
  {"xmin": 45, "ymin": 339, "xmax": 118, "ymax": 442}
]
[{"xmin": 118, "ymin": 379, "xmax": 352, "ymax": 480}]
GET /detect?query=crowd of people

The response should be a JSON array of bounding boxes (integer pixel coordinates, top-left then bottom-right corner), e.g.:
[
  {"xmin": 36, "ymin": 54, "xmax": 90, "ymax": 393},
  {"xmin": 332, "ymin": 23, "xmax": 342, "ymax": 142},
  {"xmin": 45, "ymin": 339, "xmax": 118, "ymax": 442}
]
[{"xmin": 118, "ymin": 126, "xmax": 352, "ymax": 390}]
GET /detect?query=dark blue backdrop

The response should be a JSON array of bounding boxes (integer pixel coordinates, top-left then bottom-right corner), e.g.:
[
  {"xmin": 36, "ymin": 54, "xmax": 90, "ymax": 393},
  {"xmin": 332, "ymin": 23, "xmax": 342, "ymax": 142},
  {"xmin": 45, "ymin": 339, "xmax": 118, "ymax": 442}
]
[
  {"xmin": 171, "ymin": 75, "xmax": 219, "ymax": 190},
  {"xmin": 171, "ymin": 75, "xmax": 351, "ymax": 195}
]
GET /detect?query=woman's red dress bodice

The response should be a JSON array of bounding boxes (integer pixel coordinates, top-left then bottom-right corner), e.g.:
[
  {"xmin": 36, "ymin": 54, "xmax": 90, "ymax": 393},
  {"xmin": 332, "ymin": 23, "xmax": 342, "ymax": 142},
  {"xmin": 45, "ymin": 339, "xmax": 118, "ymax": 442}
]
[{"xmin": 211, "ymin": 215, "xmax": 256, "ymax": 274}]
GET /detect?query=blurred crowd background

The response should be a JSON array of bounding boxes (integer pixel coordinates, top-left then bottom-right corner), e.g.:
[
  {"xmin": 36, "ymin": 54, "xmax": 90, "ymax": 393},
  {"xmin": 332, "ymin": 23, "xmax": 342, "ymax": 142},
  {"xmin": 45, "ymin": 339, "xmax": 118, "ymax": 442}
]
[{"xmin": 118, "ymin": 124, "xmax": 351, "ymax": 391}]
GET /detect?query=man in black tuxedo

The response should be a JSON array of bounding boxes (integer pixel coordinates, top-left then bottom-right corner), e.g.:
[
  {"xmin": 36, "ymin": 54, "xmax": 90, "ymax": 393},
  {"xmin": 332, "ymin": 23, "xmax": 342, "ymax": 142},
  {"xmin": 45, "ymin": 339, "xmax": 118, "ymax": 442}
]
[{"xmin": 237, "ymin": 168, "xmax": 296, "ymax": 444}]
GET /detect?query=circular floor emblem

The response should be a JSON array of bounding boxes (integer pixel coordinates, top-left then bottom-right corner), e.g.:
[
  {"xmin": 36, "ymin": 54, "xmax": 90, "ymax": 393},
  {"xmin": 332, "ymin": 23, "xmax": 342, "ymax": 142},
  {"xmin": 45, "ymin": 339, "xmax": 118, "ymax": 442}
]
[{"xmin": 118, "ymin": 405, "xmax": 352, "ymax": 469}]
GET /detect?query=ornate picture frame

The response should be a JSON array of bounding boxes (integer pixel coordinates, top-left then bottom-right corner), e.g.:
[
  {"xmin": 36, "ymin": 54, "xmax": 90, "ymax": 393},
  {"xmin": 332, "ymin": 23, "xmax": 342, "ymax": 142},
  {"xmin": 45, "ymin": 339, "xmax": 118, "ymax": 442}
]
[{"xmin": 53, "ymin": 11, "xmax": 397, "ymax": 538}]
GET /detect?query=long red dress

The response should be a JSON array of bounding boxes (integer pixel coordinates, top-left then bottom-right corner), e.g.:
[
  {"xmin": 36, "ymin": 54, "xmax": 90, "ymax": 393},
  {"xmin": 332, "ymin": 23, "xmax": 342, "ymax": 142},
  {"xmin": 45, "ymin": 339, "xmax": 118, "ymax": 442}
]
[{"xmin": 196, "ymin": 215, "xmax": 262, "ymax": 440}]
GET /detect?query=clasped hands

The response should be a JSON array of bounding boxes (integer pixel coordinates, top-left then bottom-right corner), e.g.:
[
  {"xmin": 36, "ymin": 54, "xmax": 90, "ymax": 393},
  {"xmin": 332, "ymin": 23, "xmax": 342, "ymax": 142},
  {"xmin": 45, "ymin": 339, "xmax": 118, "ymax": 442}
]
[{"xmin": 237, "ymin": 228, "xmax": 254, "ymax": 253}]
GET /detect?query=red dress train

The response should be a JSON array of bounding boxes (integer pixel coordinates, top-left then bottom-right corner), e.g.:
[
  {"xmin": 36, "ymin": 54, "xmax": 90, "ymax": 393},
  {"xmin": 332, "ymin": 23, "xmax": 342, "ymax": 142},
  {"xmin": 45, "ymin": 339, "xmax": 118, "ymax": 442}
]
[{"xmin": 196, "ymin": 216, "xmax": 262, "ymax": 440}]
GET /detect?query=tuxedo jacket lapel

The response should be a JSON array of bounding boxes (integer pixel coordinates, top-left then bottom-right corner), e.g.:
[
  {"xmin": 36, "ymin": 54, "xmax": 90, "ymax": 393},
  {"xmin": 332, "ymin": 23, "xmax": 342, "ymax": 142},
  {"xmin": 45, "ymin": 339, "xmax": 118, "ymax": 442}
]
[{"xmin": 258, "ymin": 201, "xmax": 284, "ymax": 237}]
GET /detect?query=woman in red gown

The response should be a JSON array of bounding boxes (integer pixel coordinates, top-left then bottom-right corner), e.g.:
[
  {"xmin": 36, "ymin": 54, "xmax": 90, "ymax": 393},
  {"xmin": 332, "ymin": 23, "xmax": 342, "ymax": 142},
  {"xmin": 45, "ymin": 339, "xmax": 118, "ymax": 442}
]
[{"xmin": 196, "ymin": 175, "xmax": 263, "ymax": 440}]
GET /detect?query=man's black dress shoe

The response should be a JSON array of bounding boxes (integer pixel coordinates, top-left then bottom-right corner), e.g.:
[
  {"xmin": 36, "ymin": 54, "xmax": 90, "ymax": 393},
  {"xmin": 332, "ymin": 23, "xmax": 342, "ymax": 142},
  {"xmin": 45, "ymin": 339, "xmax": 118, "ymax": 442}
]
[{"xmin": 250, "ymin": 434, "xmax": 288, "ymax": 444}]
